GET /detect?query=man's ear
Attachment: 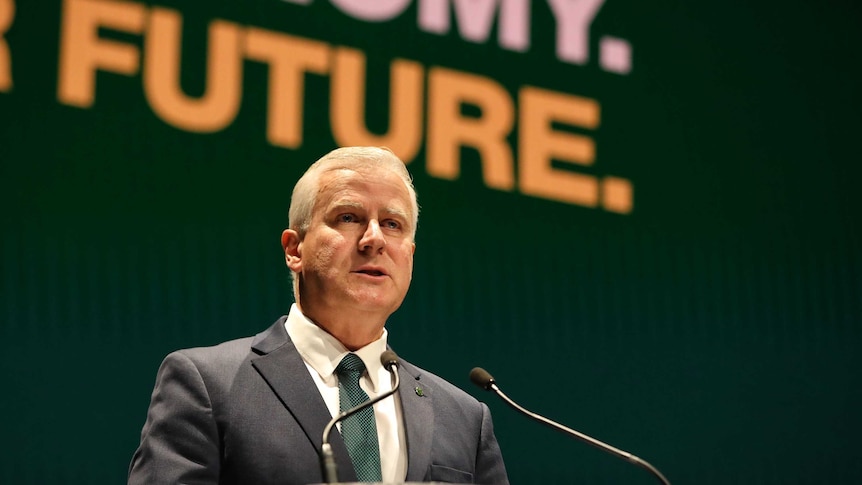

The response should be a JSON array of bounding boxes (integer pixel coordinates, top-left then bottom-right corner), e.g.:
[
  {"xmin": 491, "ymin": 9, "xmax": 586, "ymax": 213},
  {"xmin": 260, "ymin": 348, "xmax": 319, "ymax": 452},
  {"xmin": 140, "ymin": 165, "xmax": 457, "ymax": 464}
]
[{"xmin": 281, "ymin": 229, "xmax": 302, "ymax": 272}]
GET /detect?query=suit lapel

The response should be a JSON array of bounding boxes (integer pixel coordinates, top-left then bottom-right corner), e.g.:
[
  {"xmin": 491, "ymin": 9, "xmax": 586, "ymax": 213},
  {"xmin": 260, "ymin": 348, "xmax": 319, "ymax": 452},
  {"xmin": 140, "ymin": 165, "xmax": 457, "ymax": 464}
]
[
  {"xmin": 399, "ymin": 361, "xmax": 434, "ymax": 482},
  {"xmin": 249, "ymin": 318, "xmax": 358, "ymax": 483}
]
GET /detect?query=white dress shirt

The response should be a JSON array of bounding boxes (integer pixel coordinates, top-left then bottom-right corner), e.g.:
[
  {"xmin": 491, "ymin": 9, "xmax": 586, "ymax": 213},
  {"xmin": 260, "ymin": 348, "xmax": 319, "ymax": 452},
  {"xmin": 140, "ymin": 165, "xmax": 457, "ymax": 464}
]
[{"xmin": 285, "ymin": 304, "xmax": 408, "ymax": 482}]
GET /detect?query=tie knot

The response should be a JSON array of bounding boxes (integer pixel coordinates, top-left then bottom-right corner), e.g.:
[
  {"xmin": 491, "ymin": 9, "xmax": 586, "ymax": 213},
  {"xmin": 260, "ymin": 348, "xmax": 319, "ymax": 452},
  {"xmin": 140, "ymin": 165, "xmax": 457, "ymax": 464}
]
[{"xmin": 336, "ymin": 353, "xmax": 366, "ymax": 376}]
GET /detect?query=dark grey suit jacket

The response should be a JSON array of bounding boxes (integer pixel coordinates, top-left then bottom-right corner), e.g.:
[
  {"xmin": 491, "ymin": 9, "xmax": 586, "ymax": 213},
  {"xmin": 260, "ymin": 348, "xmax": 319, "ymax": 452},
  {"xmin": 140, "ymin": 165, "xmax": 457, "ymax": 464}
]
[{"xmin": 128, "ymin": 317, "xmax": 509, "ymax": 484}]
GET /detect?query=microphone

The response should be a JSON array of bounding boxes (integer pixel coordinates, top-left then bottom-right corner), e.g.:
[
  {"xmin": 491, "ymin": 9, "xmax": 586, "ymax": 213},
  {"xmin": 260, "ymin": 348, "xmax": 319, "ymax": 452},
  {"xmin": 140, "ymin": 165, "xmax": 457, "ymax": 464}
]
[
  {"xmin": 470, "ymin": 367, "xmax": 671, "ymax": 485},
  {"xmin": 320, "ymin": 351, "xmax": 401, "ymax": 484}
]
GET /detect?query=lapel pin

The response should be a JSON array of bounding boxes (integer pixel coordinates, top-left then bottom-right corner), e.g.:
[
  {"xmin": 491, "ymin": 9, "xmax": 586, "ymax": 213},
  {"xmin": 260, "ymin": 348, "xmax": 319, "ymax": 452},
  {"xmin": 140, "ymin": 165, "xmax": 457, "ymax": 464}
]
[{"xmin": 414, "ymin": 386, "xmax": 424, "ymax": 397}]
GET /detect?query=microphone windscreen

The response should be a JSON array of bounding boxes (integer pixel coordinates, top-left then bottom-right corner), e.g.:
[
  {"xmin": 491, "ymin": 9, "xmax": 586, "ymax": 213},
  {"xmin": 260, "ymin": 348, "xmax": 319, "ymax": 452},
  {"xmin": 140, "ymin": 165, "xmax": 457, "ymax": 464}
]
[
  {"xmin": 380, "ymin": 350, "xmax": 399, "ymax": 370},
  {"xmin": 469, "ymin": 367, "xmax": 495, "ymax": 390}
]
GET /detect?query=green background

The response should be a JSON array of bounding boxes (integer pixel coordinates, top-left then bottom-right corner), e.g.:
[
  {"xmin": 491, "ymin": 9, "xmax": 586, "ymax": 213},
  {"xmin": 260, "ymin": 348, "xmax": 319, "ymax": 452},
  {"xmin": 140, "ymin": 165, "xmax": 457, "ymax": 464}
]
[{"xmin": 2, "ymin": 0, "xmax": 860, "ymax": 483}]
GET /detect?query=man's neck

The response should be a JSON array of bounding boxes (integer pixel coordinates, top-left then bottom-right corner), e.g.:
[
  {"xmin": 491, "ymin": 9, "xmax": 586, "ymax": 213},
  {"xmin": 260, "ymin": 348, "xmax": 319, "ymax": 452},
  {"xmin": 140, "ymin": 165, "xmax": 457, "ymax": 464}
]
[{"xmin": 296, "ymin": 302, "xmax": 386, "ymax": 350}]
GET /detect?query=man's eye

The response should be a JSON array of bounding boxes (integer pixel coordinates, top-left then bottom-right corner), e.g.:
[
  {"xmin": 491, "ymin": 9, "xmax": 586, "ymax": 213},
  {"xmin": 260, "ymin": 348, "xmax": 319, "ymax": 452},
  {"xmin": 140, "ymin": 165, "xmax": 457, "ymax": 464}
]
[
  {"xmin": 382, "ymin": 220, "xmax": 401, "ymax": 230},
  {"xmin": 339, "ymin": 214, "xmax": 357, "ymax": 223}
]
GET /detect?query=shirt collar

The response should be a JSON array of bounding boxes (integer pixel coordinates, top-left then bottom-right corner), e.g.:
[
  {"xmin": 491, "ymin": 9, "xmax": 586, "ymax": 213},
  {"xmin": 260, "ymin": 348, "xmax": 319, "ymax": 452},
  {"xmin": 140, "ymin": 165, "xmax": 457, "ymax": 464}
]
[{"xmin": 285, "ymin": 303, "xmax": 389, "ymax": 392}]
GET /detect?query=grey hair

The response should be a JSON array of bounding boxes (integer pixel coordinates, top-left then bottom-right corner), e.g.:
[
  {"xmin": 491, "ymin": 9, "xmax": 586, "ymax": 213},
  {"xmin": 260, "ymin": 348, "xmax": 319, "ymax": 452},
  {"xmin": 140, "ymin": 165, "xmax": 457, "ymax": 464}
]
[{"xmin": 289, "ymin": 146, "xmax": 420, "ymax": 239}]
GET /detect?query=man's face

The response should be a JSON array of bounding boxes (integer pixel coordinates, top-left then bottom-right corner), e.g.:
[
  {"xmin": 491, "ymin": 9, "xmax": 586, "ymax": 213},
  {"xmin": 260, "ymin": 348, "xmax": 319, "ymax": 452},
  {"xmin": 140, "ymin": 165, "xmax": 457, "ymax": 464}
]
[{"xmin": 288, "ymin": 166, "xmax": 416, "ymax": 321}]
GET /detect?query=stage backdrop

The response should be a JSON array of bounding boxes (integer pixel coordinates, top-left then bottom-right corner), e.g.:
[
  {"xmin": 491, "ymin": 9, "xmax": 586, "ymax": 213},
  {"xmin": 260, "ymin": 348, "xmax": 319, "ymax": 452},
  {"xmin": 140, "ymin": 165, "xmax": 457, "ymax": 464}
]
[{"xmin": 2, "ymin": 0, "xmax": 860, "ymax": 483}]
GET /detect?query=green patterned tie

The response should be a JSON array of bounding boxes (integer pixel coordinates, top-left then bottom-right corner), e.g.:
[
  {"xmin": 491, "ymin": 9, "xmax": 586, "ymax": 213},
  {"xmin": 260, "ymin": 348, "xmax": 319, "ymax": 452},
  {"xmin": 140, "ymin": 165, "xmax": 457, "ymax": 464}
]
[{"xmin": 336, "ymin": 353, "xmax": 382, "ymax": 482}]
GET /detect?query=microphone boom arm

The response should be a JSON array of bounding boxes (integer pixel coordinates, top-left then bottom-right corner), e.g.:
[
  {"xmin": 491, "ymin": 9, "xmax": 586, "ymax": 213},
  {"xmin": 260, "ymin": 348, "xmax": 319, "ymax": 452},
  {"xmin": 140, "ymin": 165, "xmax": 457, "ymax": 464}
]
[{"xmin": 471, "ymin": 367, "xmax": 670, "ymax": 485}]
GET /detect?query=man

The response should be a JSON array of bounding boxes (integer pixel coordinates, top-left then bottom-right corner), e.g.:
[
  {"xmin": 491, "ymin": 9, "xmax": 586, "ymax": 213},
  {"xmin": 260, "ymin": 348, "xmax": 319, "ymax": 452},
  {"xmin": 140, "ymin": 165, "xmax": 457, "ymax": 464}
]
[{"xmin": 128, "ymin": 147, "xmax": 509, "ymax": 484}]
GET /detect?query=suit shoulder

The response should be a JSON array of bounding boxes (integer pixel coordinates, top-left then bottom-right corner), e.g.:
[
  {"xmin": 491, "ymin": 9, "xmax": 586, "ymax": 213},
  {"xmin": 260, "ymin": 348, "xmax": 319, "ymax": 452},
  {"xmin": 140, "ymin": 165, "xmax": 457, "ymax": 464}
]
[
  {"xmin": 160, "ymin": 335, "xmax": 256, "ymax": 377},
  {"xmin": 158, "ymin": 316, "xmax": 288, "ymax": 379},
  {"xmin": 181, "ymin": 335, "xmax": 255, "ymax": 356}
]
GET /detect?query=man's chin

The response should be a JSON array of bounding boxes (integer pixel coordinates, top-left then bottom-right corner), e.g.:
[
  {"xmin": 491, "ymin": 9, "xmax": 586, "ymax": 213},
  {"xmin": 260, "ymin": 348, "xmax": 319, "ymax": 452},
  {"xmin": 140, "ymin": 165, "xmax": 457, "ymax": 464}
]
[{"xmin": 347, "ymin": 292, "xmax": 404, "ymax": 314}]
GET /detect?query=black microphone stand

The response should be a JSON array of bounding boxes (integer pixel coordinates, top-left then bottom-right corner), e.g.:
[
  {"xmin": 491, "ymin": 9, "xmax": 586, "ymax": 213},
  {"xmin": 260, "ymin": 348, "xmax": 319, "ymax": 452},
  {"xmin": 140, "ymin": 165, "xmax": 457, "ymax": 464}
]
[
  {"xmin": 320, "ymin": 352, "xmax": 400, "ymax": 484},
  {"xmin": 471, "ymin": 367, "xmax": 671, "ymax": 485}
]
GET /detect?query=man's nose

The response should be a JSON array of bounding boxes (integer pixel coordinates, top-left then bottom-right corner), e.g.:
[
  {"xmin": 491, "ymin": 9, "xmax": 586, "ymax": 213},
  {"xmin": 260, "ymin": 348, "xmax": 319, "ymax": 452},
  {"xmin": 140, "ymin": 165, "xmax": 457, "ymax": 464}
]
[{"xmin": 359, "ymin": 219, "xmax": 386, "ymax": 253}]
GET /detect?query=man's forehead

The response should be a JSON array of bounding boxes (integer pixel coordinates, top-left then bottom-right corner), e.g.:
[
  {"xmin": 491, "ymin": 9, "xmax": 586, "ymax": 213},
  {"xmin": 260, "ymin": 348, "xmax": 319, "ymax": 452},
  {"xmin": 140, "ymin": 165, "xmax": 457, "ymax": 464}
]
[
  {"xmin": 316, "ymin": 167, "xmax": 386, "ymax": 193},
  {"xmin": 314, "ymin": 170, "xmax": 412, "ymax": 216}
]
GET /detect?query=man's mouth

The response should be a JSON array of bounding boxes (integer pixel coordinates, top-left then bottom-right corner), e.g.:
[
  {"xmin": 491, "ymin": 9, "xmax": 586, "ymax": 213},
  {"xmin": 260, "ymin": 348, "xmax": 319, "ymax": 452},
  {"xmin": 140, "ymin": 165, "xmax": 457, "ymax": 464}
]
[{"xmin": 355, "ymin": 268, "xmax": 386, "ymax": 277}]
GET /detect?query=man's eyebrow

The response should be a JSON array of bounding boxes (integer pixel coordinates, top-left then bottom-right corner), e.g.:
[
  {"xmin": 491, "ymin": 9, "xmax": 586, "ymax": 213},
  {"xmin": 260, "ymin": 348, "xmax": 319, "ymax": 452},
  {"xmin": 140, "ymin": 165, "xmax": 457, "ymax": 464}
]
[
  {"xmin": 381, "ymin": 207, "xmax": 410, "ymax": 221},
  {"xmin": 326, "ymin": 201, "xmax": 411, "ymax": 225},
  {"xmin": 328, "ymin": 201, "xmax": 364, "ymax": 212}
]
